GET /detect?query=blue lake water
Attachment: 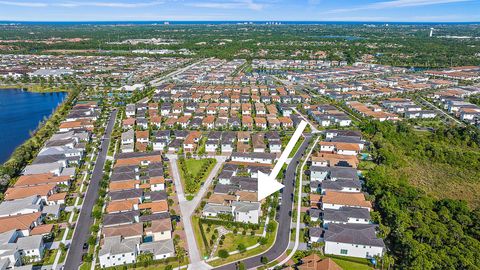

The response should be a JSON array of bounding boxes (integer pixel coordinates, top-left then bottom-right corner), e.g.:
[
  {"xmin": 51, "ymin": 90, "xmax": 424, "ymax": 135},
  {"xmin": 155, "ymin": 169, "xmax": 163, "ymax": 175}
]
[{"xmin": 0, "ymin": 89, "xmax": 67, "ymax": 163}]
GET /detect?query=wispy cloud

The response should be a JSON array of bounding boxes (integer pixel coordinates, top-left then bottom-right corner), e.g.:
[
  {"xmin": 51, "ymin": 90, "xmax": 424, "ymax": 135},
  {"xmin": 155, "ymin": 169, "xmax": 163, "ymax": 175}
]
[
  {"xmin": 326, "ymin": 0, "xmax": 471, "ymax": 13},
  {"xmin": 57, "ymin": 1, "xmax": 164, "ymax": 8},
  {"xmin": 187, "ymin": 0, "xmax": 265, "ymax": 11},
  {"xmin": 0, "ymin": 1, "xmax": 164, "ymax": 8},
  {"xmin": 0, "ymin": 1, "xmax": 48, "ymax": 7}
]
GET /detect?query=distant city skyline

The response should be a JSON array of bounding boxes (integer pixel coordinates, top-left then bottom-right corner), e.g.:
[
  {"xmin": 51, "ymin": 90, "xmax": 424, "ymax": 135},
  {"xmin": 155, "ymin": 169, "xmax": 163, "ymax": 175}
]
[{"xmin": 0, "ymin": 0, "xmax": 478, "ymax": 22}]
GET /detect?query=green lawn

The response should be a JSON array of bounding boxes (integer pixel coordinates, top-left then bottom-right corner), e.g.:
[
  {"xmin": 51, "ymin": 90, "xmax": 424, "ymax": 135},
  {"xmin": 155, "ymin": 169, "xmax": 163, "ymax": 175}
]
[
  {"xmin": 192, "ymin": 216, "xmax": 209, "ymax": 258},
  {"xmin": 214, "ymin": 233, "xmax": 260, "ymax": 256},
  {"xmin": 288, "ymin": 137, "xmax": 305, "ymax": 158},
  {"xmin": 208, "ymin": 222, "xmax": 277, "ymax": 267},
  {"xmin": 330, "ymin": 257, "xmax": 373, "ymax": 270},
  {"xmin": 178, "ymin": 158, "xmax": 216, "ymax": 195},
  {"xmin": 58, "ymin": 249, "xmax": 67, "ymax": 264},
  {"xmin": 79, "ymin": 262, "xmax": 91, "ymax": 270},
  {"xmin": 54, "ymin": 228, "xmax": 66, "ymax": 241},
  {"xmin": 66, "ymin": 227, "xmax": 74, "ymax": 240},
  {"xmin": 43, "ymin": 249, "xmax": 58, "ymax": 265}
]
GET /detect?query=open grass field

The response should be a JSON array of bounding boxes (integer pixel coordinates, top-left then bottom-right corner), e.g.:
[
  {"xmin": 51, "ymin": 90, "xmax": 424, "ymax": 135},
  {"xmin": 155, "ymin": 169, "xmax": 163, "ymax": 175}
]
[{"xmin": 396, "ymin": 160, "xmax": 480, "ymax": 207}]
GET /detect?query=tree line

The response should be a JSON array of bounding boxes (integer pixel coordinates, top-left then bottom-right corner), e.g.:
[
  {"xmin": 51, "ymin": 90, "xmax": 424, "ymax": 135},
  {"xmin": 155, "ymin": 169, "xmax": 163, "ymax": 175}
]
[{"xmin": 360, "ymin": 120, "xmax": 480, "ymax": 269}]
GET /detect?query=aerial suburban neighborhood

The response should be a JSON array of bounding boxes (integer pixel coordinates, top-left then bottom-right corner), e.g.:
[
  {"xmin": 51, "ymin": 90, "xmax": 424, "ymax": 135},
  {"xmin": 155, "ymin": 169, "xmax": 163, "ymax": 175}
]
[{"xmin": 0, "ymin": 4, "xmax": 480, "ymax": 270}]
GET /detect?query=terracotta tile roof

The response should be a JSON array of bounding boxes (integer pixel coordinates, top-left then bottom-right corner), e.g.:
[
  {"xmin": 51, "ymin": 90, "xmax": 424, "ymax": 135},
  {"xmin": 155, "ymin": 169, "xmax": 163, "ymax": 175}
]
[
  {"xmin": 207, "ymin": 194, "xmax": 236, "ymax": 205},
  {"xmin": 139, "ymin": 183, "xmax": 151, "ymax": 189},
  {"xmin": 0, "ymin": 212, "xmax": 41, "ymax": 234},
  {"xmin": 106, "ymin": 199, "xmax": 137, "ymax": 213},
  {"xmin": 278, "ymin": 117, "xmax": 293, "ymax": 125},
  {"xmin": 150, "ymin": 176, "xmax": 165, "ymax": 184},
  {"xmin": 135, "ymin": 142, "xmax": 148, "ymax": 152},
  {"xmin": 322, "ymin": 191, "xmax": 371, "ymax": 208},
  {"xmin": 48, "ymin": 192, "xmax": 67, "ymax": 202},
  {"xmin": 115, "ymin": 155, "xmax": 162, "ymax": 167},
  {"xmin": 138, "ymin": 201, "xmax": 168, "ymax": 213},
  {"xmin": 311, "ymin": 153, "xmax": 359, "ymax": 168},
  {"xmin": 236, "ymin": 191, "xmax": 258, "ymax": 202},
  {"xmin": 14, "ymin": 173, "xmax": 70, "ymax": 187},
  {"xmin": 30, "ymin": 224, "xmax": 54, "ymax": 236},
  {"xmin": 103, "ymin": 223, "xmax": 143, "ymax": 238},
  {"xmin": 150, "ymin": 116, "xmax": 162, "ymax": 124},
  {"xmin": 109, "ymin": 180, "xmax": 139, "ymax": 191},
  {"xmin": 136, "ymin": 130, "xmax": 149, "ymax": 139},
  {"xmin": 146, "ymin": 218, "xmax": 172, "ymax": 233},
  {"xmin": 298, "ymin": 254, "xmax": 342, "ymax": 270},
  {"xmin": 5, "ymin": 184, "xmax": 56, "ymax": 200},
  {"xmin": 254, "ymin": 117, "xmax": 267, "ymax": 124},
  {"xmin": 123, "ymin": 118, "xmax": 136, "ymax": 125}
]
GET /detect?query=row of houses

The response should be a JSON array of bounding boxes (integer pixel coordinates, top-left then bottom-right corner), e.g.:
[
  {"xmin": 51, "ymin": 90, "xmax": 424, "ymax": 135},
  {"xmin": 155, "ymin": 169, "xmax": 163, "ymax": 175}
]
[
  {"xmin": 0, "ymin": 54, "xmax": 188, "ymax": 84},
  {"xmin": 284, "ymin": 63, "xmax": 405, "ymax": 84},
  {"xmin": 201, "ymin": 151, "xmax": 280, "ymax": 224},
  {"xmin": 123, "ymin": 100, "xmax": 300, "ymax": 132},
  {"xmin": 99, "ymin": 151, "xmax": 175, "ymax": 268},
  {"xmin": 252, "ymin": 59, "xmax": 348, "ymax": 69},
  {"xmin": 307, "ymin": 104, "xmax": 352, "ymax": 127},
  {"xmin": 153, "ymin": 83, "xmax": 309, "ymax": 104},
  {"xmin": 425, "ymin": 66, "xmax": 480, "ymax": 81},
  {"xmin": 0, "ymin": 100, "xmax": 99, "ymax": 269},
  {"xmin": 347, "ymin": 101, "xmax": 400, "ymax": 122},
  {"xmin": 172, "ymin": 59, "xmax": 245, "ymax": 84},
  {"xmin": 306, "ymin": 130, "xmax": 385, "ymax": 259},
  {"xmin": 317, "ymin": 75, "xmax": 456, "ymax": 100},
  {"xmin": 431, "ymin": 86, "xmax": 480, "ymax": 124},
  {"xmin": 381, "ymin": 98, "xmax": 437, "ymax": 119}
]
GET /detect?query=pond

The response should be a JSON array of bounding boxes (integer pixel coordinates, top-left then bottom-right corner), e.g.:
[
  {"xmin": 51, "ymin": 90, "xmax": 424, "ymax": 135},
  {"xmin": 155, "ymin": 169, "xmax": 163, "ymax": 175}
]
[{"xmin": 0, "ymin": 89, "xmax": 67, "ymax": 163}]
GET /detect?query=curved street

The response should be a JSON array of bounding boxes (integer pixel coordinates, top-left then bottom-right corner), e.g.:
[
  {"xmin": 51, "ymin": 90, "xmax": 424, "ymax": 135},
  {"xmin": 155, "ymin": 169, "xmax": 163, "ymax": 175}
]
[{"xmin": 214, "ymin": 135, "xmax": 312, "ymax": 270}]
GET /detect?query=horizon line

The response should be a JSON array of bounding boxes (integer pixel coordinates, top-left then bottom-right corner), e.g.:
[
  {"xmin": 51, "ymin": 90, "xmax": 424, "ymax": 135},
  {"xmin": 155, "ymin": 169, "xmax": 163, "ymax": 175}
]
[{"xmin": 0, "ymin": 20, "xmax": 479, "ymax": 24}]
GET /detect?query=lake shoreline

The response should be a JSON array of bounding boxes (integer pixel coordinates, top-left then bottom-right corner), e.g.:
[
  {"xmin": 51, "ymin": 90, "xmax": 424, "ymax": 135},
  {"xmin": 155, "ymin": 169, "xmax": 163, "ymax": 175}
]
[
  {"xmin": 0, "ymin": 84, "xmax": 70, "ymax": 93},
  {"xmin": 0, "ymin": 88, "xmax": 68, "ymax": 163}
]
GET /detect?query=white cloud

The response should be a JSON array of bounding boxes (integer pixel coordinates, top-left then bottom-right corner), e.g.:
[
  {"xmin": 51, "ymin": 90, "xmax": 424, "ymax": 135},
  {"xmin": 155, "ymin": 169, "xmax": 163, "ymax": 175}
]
[
  {"xmin": 187, "ymin": 0, "xmax": 265, "ymax": 11},
  {"xmin": 0, "ymin": 1, "xmax": 164, "ymax": 8},
  {"xmin": 0, "ymin": 1, "xmax": 48, "ymax": 7},
  {"xmin": 326, "ymin": 0, "xmax": 471, "ymax": 13},
  {"xmin": 58, "ymin": 1, "xmax": 164, "ymax": 8}
]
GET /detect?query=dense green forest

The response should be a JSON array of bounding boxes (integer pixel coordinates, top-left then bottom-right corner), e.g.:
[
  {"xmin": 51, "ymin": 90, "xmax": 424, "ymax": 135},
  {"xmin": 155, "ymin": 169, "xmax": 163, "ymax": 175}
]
[
  {"xmin": 360, "ymin": 121, "xmax": 480, "ymax": 269},
  {"xmin": 1, "ymin": 23, "xmax": 479, "ymax": 67}
]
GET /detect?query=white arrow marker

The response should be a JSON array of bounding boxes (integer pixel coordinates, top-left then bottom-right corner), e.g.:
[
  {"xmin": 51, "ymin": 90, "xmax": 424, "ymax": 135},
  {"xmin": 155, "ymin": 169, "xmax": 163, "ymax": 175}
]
[{"xmin": 258, "ymin": 120, "xmax": 308, "ymax": 201}]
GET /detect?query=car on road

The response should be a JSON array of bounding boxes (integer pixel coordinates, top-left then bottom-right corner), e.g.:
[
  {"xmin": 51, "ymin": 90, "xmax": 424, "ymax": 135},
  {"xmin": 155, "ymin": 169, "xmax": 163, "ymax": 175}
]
[{"xmin": 83, "ymin": 243, "xmax": 88, "ymax": 250}]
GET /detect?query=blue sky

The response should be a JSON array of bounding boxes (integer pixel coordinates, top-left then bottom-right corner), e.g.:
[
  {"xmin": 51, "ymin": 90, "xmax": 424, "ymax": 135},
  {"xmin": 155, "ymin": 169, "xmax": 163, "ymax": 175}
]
[{"xmin": 0, "ymin": 0, "xmax": 478, "ymax": 22}]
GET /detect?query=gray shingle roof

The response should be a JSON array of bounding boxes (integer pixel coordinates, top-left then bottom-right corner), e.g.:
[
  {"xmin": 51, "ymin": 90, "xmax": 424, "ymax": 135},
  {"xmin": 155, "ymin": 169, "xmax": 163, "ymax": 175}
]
[
  {"xmin": 139, "ymin": 239, "xmax": 174, "ymax": 256},
  {"xmin": 99, "ymin": 235, "xmax": 140, "ymax": 257},
  {"xmin": 324, "ymin": 223, "xmax": 385, "ymax": 247},
  {"xmin": 323, "ymin": 207, "xmax": 371, "ymax": 223}
]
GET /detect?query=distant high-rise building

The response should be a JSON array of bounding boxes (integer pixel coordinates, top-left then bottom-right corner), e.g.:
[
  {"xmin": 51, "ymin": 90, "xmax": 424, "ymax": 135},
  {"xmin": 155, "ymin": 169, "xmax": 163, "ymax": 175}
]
[{"xmin": 429, "ymin": 28, "xmax": 434, "ymax": 37}]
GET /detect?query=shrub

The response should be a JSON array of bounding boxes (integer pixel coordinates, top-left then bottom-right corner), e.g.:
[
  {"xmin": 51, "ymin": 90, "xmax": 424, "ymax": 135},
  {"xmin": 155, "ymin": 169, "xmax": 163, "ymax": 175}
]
[
  {"xmin": 237, "ymin": 262, "xmax": 246, "ymax": 270},
  {"xmin": 218, "ymin": 249, "xmax": 229, "ymax": 259},
  {"xmin": 258, "ymin": 237, "xmax": 267, "ymax": 245},
  {"xmin": 237, "ymin": 243, "xmax": 246, "ymax": 253}
]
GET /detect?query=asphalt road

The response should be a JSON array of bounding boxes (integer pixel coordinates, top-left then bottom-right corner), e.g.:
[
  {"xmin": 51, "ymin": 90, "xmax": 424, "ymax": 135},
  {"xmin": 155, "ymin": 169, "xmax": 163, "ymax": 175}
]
[
  {"xmin": 214, "ymin": 135, "xmax": 312, "ymax": 270},
  {"xmin": 64, "ymin": 109, "xmax": 118, "ymax": 270}
]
